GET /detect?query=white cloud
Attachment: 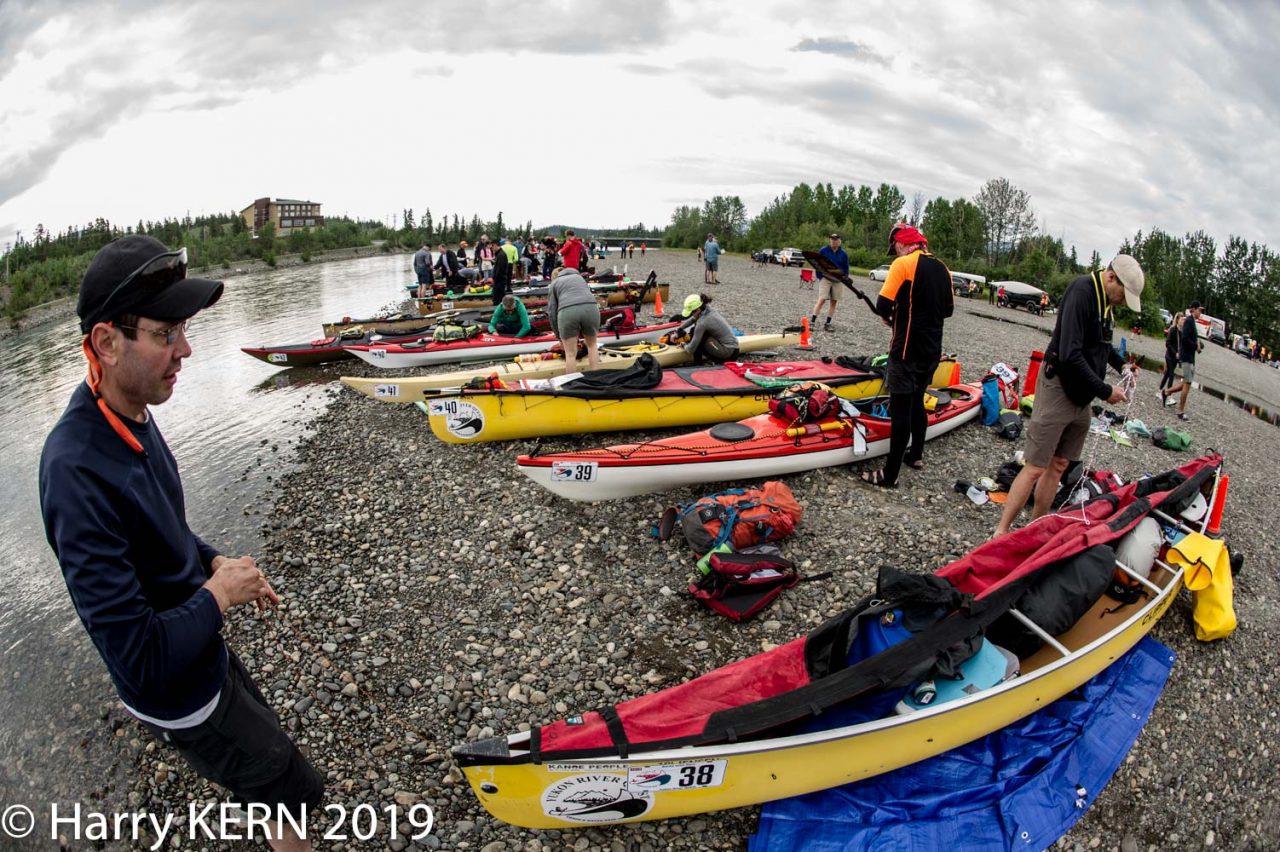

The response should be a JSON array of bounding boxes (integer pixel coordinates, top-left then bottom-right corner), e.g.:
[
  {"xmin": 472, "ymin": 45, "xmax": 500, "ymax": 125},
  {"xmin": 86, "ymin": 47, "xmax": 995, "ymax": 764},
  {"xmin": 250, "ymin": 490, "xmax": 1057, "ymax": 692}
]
[{"xmin": 0, "ymin": 0, "xmax": 1276, "ymax": 262}]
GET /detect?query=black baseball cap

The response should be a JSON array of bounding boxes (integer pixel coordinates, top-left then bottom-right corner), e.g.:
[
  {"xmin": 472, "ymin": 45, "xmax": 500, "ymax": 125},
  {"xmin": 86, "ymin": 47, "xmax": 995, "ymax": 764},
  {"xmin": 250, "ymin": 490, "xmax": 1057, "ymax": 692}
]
[
  {"xmin": 77, "ymin": 235, "xmax": 223, "ymax": 333},
  {"xmin": 1188, "ymin": 300, "xmax": 1201, "ymax": 309}
]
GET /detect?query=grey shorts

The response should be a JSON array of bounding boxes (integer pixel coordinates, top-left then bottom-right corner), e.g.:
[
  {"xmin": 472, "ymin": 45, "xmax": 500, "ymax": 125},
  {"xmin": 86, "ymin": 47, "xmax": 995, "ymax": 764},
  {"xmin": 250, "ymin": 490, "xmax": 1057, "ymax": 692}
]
[
  {"xmin": 557, "ymin": 302, "xmax": 600, "ymax": 339},
  {"xmin": 1023, "ymin": 372, "xmax": 1091, "ymax": 467},
  {"xmin": 1177, "ymin": 361, "xmax": 1196, "ymax": 382},
  {"xmin": 818, "ymin": 278, "xmax": 841, "ymax": 301},
  {"xmin": 705, "ymin": 260, "xmax": 719, "ymax": 272}
]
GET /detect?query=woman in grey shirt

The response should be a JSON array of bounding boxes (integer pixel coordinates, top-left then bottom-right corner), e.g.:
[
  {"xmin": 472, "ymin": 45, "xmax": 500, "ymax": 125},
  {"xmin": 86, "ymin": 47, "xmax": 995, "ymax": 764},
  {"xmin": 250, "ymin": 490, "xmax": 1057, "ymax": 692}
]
[
  {"xmin": 548, "ymin": 267, "xmax": 602, "ymax": 373},
  {"xmin": 677, "ymin": 293, "xmax": 739, "ymax": 363}
]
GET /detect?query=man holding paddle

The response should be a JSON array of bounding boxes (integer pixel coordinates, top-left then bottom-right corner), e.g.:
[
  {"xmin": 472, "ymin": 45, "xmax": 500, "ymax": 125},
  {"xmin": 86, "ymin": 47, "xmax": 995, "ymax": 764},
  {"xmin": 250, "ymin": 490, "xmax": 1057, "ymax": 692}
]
[{"xmin": 810, "ymin": 233, "xmax": 848, "ymax": 332}]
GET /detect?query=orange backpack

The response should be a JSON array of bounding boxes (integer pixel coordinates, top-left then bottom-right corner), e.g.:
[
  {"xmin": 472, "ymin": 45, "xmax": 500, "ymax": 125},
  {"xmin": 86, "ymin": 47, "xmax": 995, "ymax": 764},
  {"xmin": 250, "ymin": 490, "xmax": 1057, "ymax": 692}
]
[{"xmin": 663, "ymin": 481, "xmax": 804, "ymax": 554}]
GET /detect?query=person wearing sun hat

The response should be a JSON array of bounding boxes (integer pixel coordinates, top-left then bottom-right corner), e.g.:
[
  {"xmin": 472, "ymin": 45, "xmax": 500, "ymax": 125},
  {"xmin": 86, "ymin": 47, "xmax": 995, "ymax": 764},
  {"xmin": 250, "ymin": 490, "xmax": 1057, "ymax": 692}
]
[
  {"xmin": 40, "ymin": 235, "xmax": 323, "ymax": 848},
  {"xmin": 672, "ymin": 292, "xmax": 738, "ymax": 363},
  {"xmin": 994, "ymin": 253, "xmax": 1145, "ymax": 537}
]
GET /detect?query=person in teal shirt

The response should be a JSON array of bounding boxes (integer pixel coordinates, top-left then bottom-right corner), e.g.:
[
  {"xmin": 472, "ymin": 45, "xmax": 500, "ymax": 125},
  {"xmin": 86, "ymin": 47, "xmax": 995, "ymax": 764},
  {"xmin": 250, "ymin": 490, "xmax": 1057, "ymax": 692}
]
[{"xmin": 489, "ymin": 293, "xmax": 532, "ymax": 337}]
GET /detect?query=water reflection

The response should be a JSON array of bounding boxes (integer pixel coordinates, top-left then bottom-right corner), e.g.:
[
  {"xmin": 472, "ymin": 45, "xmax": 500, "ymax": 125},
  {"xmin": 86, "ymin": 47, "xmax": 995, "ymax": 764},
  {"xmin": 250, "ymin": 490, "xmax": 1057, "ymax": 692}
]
[{"xmin": 0, "ymin": 252, "xmax": 409, "ymax": 807}]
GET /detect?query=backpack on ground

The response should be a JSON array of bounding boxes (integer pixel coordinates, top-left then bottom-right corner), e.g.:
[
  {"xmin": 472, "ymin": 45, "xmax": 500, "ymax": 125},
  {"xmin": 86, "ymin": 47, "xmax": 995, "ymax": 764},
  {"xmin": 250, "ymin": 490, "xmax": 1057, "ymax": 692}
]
[
  {"xmin": 657, "ymin": 480, "xmax": 803, "ymax": 554},
  {"xmin": 687, "ymin": 545, "xmax": 803, "ymax": 622},
  {"xmin": 432, "ymin": 322, "xmax": 482, "ymax": 343},
  {"xmin": 993, "ymin": 409, "xmax": 1023, "ymax": 439}
]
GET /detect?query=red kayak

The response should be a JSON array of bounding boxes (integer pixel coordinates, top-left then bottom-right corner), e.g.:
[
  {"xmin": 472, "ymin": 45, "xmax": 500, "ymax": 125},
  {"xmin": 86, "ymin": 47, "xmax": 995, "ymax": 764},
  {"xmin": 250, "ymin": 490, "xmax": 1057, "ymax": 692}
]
[{"xmin": 517, "ymin": 382, "xmax": 982, "ymax": 501}]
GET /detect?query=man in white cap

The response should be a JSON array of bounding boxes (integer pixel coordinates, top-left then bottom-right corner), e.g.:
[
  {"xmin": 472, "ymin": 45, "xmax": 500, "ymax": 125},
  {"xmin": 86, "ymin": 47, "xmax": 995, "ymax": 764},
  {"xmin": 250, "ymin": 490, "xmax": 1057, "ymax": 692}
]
[{"xmin": 994, "ymin": 254, "xmax": 1144, "ymax": 536}]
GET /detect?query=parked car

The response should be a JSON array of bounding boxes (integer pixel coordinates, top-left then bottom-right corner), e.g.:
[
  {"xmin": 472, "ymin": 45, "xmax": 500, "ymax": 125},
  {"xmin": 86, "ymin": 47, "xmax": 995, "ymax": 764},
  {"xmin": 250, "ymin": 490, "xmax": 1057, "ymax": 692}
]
[
  {"xmin": 752, "ymin": 248, "xmax": 776, "ymax": 265},
  {"xmin": 1159, "ymin": 308, "xmax": 1173, "ymax": 327},
  {"xmin": 952, "ymin": 276, "xmax": 979, "ymax": 297},
  {"xmin": 993, "ymin": 280, "xmax": 1049, "ymax": 312},
  {"xmin": 869, "ymin": 264, "xmax": 892, "ymax": 282},
  {"xmin": 775, "ymin": 247, "xmax": 805, "ymax": 267}
]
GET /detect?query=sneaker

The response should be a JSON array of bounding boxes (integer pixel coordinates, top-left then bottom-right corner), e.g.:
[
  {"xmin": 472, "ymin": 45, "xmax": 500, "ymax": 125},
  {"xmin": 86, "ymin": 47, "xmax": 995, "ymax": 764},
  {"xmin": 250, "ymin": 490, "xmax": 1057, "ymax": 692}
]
[
  {"xmin": 1165, "ymin": 394, "xmax": 1178, "ymax": 407},
  {"xmin": 824, "ymin": 319, "xmax": 834, "ymax": 331},
  {"xmin": 809, "ymin": 314, "xmax": 817, "ymax": 326},
  {"xmin": 1177, "ymin": 412, "xmax": 1190, "ymax": 421}
]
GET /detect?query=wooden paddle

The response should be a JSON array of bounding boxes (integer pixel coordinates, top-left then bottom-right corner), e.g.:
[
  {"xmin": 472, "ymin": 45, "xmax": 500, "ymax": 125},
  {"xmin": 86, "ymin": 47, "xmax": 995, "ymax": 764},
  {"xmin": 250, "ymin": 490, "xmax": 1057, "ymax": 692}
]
[{"xmin": 801, "ymin": 250, "xmax": 881, "ymax": 316}]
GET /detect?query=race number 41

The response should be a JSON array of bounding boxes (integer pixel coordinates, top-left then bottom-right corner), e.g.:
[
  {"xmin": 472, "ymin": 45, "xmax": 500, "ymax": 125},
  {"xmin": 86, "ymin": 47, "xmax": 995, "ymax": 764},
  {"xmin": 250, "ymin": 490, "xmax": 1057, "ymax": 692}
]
[{"xmin": 550, "ymin": 461, "xmax": 598, "ymax": 483}]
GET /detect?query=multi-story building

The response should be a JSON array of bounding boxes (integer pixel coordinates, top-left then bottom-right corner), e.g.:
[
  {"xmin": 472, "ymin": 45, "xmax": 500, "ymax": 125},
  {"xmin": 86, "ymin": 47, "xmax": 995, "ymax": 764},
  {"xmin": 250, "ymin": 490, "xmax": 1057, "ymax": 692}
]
[{"xmin": 239, "ymin": 198, "xmax": 324, "ymax": 235}]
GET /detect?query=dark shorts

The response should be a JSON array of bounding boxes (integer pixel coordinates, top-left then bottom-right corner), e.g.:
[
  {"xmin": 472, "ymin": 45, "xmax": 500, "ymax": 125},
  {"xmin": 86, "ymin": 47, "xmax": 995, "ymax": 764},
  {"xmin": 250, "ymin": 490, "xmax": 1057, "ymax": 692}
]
[
  {"xmin": 146, "ymin": 651, "xmax": 323, "ymax": 818},
  {"xmin": 705, "ymin": 260, "xmax": 719, "ymax": 272},
  {"xmin": 885, "ymin": 358, "xmax": 938, "ymax": 396},
  {"xmin": 1023, "ymin": 372, "xmax": 1090, "ymax": 467},
  {"xmin": 416, "ymin": 270, "xmax": 432, "ymax": 285}
]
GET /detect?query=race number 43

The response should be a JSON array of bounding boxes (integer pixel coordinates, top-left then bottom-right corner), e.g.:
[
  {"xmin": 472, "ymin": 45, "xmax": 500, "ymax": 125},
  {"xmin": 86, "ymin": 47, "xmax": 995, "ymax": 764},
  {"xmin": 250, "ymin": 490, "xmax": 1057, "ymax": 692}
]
[{"xmin": 550, "ymin": 461, "xmax": 598, "ymax": 482}]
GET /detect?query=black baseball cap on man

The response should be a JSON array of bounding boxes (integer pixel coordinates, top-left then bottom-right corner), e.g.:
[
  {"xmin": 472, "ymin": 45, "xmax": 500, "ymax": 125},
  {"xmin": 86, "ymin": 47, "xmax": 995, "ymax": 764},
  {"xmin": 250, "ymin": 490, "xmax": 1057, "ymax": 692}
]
[{"xmin": 77, "ymin": 235, "xmax": 224, "ymax": 333}]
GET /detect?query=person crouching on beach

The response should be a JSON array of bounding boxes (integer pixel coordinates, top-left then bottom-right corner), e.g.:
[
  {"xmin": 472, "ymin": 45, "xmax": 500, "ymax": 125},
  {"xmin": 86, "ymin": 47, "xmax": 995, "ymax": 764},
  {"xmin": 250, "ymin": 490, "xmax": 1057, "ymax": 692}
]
[{"xmin": 675, "ymin": 293, "xmax": 740, "ymax": 363}]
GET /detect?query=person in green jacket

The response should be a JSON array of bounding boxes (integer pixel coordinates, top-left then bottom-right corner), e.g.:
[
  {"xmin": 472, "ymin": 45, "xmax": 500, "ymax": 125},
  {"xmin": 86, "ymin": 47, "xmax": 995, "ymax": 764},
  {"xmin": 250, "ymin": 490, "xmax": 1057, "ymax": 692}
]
[{"xmin": 489, "ymin": 293, "xmax": 532, "ymax": 337}]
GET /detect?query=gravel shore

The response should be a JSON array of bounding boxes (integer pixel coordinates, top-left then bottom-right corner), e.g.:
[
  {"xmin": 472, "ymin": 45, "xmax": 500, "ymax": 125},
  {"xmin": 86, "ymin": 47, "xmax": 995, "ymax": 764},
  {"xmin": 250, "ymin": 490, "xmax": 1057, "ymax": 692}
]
[{"xmin": 81, "ymin": 250, "xmax": 1279, "ymax": 849}]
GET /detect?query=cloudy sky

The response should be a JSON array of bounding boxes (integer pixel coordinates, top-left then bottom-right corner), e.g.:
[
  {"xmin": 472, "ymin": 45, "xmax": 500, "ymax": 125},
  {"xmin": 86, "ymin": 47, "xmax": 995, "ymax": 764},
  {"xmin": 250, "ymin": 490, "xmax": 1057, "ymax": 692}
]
[{"xmin": 1, "ymin": 0, "xmax": 1276, "ymax": 261}]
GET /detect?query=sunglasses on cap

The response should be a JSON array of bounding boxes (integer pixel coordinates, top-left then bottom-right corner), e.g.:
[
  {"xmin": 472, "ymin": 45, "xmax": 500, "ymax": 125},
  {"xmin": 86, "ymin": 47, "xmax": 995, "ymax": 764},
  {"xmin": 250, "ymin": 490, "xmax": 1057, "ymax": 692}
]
[{"xmin": 97, "ymin": 247, "xmax": 188, "ymax": 321}]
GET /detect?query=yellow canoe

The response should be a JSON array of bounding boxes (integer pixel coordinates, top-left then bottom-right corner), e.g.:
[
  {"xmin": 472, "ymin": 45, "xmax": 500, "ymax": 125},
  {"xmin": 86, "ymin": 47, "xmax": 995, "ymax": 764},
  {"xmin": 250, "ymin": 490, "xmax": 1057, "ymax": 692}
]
[
  {"xmin": 452, "ymin": 457, "xmax": 1222, "ymax": 829},
  {"xmin": 339, "ymin": 332, "xmax": 798, "ymax": 404},
  {"xmin": 419, "ymin": 358, "xmax": 957, "ymax": 445}
]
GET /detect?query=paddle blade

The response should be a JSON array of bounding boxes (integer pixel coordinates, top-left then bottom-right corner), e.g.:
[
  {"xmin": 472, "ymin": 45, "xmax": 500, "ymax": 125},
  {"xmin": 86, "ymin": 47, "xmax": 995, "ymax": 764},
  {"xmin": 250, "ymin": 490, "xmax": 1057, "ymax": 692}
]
[{"xmin": 802, "ymin": 249, "xmax": 847, "ymax": 283}]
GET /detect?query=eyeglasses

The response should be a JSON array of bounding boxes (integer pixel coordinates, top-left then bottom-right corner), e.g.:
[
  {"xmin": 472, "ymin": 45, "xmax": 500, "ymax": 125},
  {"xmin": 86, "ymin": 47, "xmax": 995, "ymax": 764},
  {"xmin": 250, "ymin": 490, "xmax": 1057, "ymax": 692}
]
[
  {"xmin": 98, "ymin": 248, "xmax": 188, "ymax": 319},
  {"xmin": 116, "ymin": 319, "xmax": 191, "ymax": 346}
]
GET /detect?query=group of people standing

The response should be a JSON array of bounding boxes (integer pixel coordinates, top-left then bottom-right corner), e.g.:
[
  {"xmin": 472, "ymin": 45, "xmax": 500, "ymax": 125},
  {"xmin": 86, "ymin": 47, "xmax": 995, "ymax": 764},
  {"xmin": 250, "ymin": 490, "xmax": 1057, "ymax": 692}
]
[{"xmin": 412, "ymin": 231, "xmax": 595, "ymax": 305}]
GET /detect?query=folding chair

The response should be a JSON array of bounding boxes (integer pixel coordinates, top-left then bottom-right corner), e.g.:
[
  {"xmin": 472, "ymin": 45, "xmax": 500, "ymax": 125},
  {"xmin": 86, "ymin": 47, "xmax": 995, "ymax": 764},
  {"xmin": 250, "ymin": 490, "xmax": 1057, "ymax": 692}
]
[{"xmin": 799, "ymin": 268, "xmax": 814, "ymax": 289}]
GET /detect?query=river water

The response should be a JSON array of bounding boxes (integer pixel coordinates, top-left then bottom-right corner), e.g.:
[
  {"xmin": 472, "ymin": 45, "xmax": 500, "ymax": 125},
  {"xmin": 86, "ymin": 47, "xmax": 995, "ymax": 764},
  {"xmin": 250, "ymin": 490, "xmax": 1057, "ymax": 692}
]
[{"xmin": 0, "ymin": 253, "xmax": 409, "ymax": 815}]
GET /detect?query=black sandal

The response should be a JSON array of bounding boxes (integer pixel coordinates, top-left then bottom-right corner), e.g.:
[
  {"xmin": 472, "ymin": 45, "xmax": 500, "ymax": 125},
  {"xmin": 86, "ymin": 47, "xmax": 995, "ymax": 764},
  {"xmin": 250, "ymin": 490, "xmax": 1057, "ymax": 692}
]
[
  {"xmin": 905, "ymin": 459, "xmax": 925, "ymax": 471},
  {"xmin": 860, "ymin": 468, "xmax": 897, "ymax": 488}
]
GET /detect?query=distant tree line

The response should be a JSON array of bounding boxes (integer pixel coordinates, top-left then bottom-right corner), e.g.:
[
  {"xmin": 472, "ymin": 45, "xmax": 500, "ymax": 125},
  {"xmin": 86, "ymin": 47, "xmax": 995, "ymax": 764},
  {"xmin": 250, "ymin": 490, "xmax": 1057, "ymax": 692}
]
[
  {"xmin": 664, "ymin": 177, "xmax": 1278, "ymax": 348},
  {"xmin": 0, "ymin": 207, "xmax": 662, "ymax": 320}
]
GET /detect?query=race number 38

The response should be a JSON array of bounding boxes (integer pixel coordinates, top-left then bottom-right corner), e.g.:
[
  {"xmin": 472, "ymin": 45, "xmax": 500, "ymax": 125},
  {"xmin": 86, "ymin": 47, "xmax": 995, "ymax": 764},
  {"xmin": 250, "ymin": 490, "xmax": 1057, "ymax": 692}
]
[
  {"xmin": 627, "ymin": 760, "xmax": 726, "ymax": 792},
  {"xmin": 550, "ymin": 461, "xmax": 598, "ymax": 482}
]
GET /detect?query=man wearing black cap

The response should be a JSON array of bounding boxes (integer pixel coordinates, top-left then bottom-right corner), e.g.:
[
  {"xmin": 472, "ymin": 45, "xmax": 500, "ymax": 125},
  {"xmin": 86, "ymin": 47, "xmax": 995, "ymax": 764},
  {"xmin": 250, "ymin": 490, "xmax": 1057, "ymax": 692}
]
[
  {"xmin": 810, "ymin": 233, "xmax": 848, "ymax": 331},
  {"xmin": 1161, "ymin": 301, "xmax": 1202, "ymax": 421},
  {"xmin": 39, "ymin": 236, "xmax": 322, "ymax": 850}
]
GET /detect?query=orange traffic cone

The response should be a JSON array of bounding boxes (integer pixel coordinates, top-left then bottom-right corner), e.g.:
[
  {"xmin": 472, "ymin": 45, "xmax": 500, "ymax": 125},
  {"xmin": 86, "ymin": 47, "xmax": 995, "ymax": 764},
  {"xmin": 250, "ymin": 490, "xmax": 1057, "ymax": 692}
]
[
  {"xmin": 1207, "ymin": 473, "xmax": 1229, "ymax": 534},
  {"xmin": 653, "ymin": 288, "xmax": 665, "ymax": 319},
  {"xmin": 949, "ymin": 361, "xmax": 961, "ymax": 385},
  {"xmin": 797, "ymin": 317, "xmax": 815, "ymax": 350}
]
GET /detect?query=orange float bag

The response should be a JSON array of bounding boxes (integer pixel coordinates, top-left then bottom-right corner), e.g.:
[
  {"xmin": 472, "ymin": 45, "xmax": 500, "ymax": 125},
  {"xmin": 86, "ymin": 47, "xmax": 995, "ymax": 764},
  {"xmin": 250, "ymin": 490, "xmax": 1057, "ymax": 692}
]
[{"xmin": 660, "ymin": 481, "xmax": 804, "ymax": 555}]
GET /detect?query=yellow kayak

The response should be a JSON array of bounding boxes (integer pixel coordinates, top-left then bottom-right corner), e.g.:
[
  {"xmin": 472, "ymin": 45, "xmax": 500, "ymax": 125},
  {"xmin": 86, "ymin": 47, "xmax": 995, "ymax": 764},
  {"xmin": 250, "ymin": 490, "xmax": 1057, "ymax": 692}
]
[
  {"xmin": 339, "ymin": 332, "xmax": 799, "ymax": 404},
  {"xmin": 451, "ymin": 457, "xmax": 1221, "ymax": 829},
  {"xmin": 419, "ymin": 357, "xmax": 958, "ymax": 445}
]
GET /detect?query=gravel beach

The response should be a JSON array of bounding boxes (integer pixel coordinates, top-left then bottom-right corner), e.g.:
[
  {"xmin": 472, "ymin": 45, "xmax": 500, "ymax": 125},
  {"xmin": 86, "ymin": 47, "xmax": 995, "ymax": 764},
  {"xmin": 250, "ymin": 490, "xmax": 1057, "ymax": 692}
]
[{"xmin": 71, "ymin": 250, "xmax": 1279, "ymax": 850}]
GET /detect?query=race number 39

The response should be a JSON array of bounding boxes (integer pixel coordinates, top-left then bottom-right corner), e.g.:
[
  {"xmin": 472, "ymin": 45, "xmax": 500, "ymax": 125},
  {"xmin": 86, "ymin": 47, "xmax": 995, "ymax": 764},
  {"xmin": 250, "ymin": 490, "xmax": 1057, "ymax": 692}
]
[{"xmin": 550, "ymin": 461, "xmax": 598, "ymax": 482}]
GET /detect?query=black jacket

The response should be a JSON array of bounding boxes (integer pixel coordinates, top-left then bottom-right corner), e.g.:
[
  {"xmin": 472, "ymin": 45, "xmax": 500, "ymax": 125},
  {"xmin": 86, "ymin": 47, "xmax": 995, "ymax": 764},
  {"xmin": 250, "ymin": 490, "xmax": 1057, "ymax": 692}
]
[{"xmin": 1045, "ymin": 272, "xmax": 1125, "ymax": 406}]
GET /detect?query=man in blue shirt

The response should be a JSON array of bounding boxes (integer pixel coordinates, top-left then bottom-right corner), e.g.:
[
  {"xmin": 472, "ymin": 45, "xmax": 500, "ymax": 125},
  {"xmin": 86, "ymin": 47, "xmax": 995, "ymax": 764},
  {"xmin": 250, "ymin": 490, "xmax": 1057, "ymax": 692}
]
[
  {"xmin": 40, "ymin": 235, "xmax": 322, "ymax": 849},
  {"xmin": 810, "ymin": 233, "xmax": 849, "ymax": 331},
  {"xmin": 703, "ymin": 233, "xmax": 721, "ymax": 285}
]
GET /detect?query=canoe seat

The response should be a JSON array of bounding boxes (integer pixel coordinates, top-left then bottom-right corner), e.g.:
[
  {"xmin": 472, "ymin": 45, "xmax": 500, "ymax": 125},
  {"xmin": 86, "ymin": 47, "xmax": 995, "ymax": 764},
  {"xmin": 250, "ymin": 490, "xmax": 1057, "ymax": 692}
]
[{"xmin": 710, "ymin": 422, "xmax": 756, "ymax": 442}]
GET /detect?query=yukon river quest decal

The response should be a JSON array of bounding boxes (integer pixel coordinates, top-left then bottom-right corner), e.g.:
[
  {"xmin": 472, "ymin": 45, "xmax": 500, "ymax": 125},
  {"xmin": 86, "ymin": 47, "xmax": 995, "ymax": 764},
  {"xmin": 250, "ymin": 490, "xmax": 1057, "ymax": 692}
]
[
  {"xmin": 427, "ymin": 399, "xmax": 485, "ymax": 438},
  {"xmin": 540, "ymin": 774, "xmax": 653, "ymax": 823}
]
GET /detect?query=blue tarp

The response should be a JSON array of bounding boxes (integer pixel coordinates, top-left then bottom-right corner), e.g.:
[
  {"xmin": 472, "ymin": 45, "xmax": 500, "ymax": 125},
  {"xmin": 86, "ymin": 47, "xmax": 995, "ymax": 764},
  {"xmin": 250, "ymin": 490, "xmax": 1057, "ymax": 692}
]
[{"xmin": 750, "ymin": 636, "xmax": 1175, "ymax": 852}]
